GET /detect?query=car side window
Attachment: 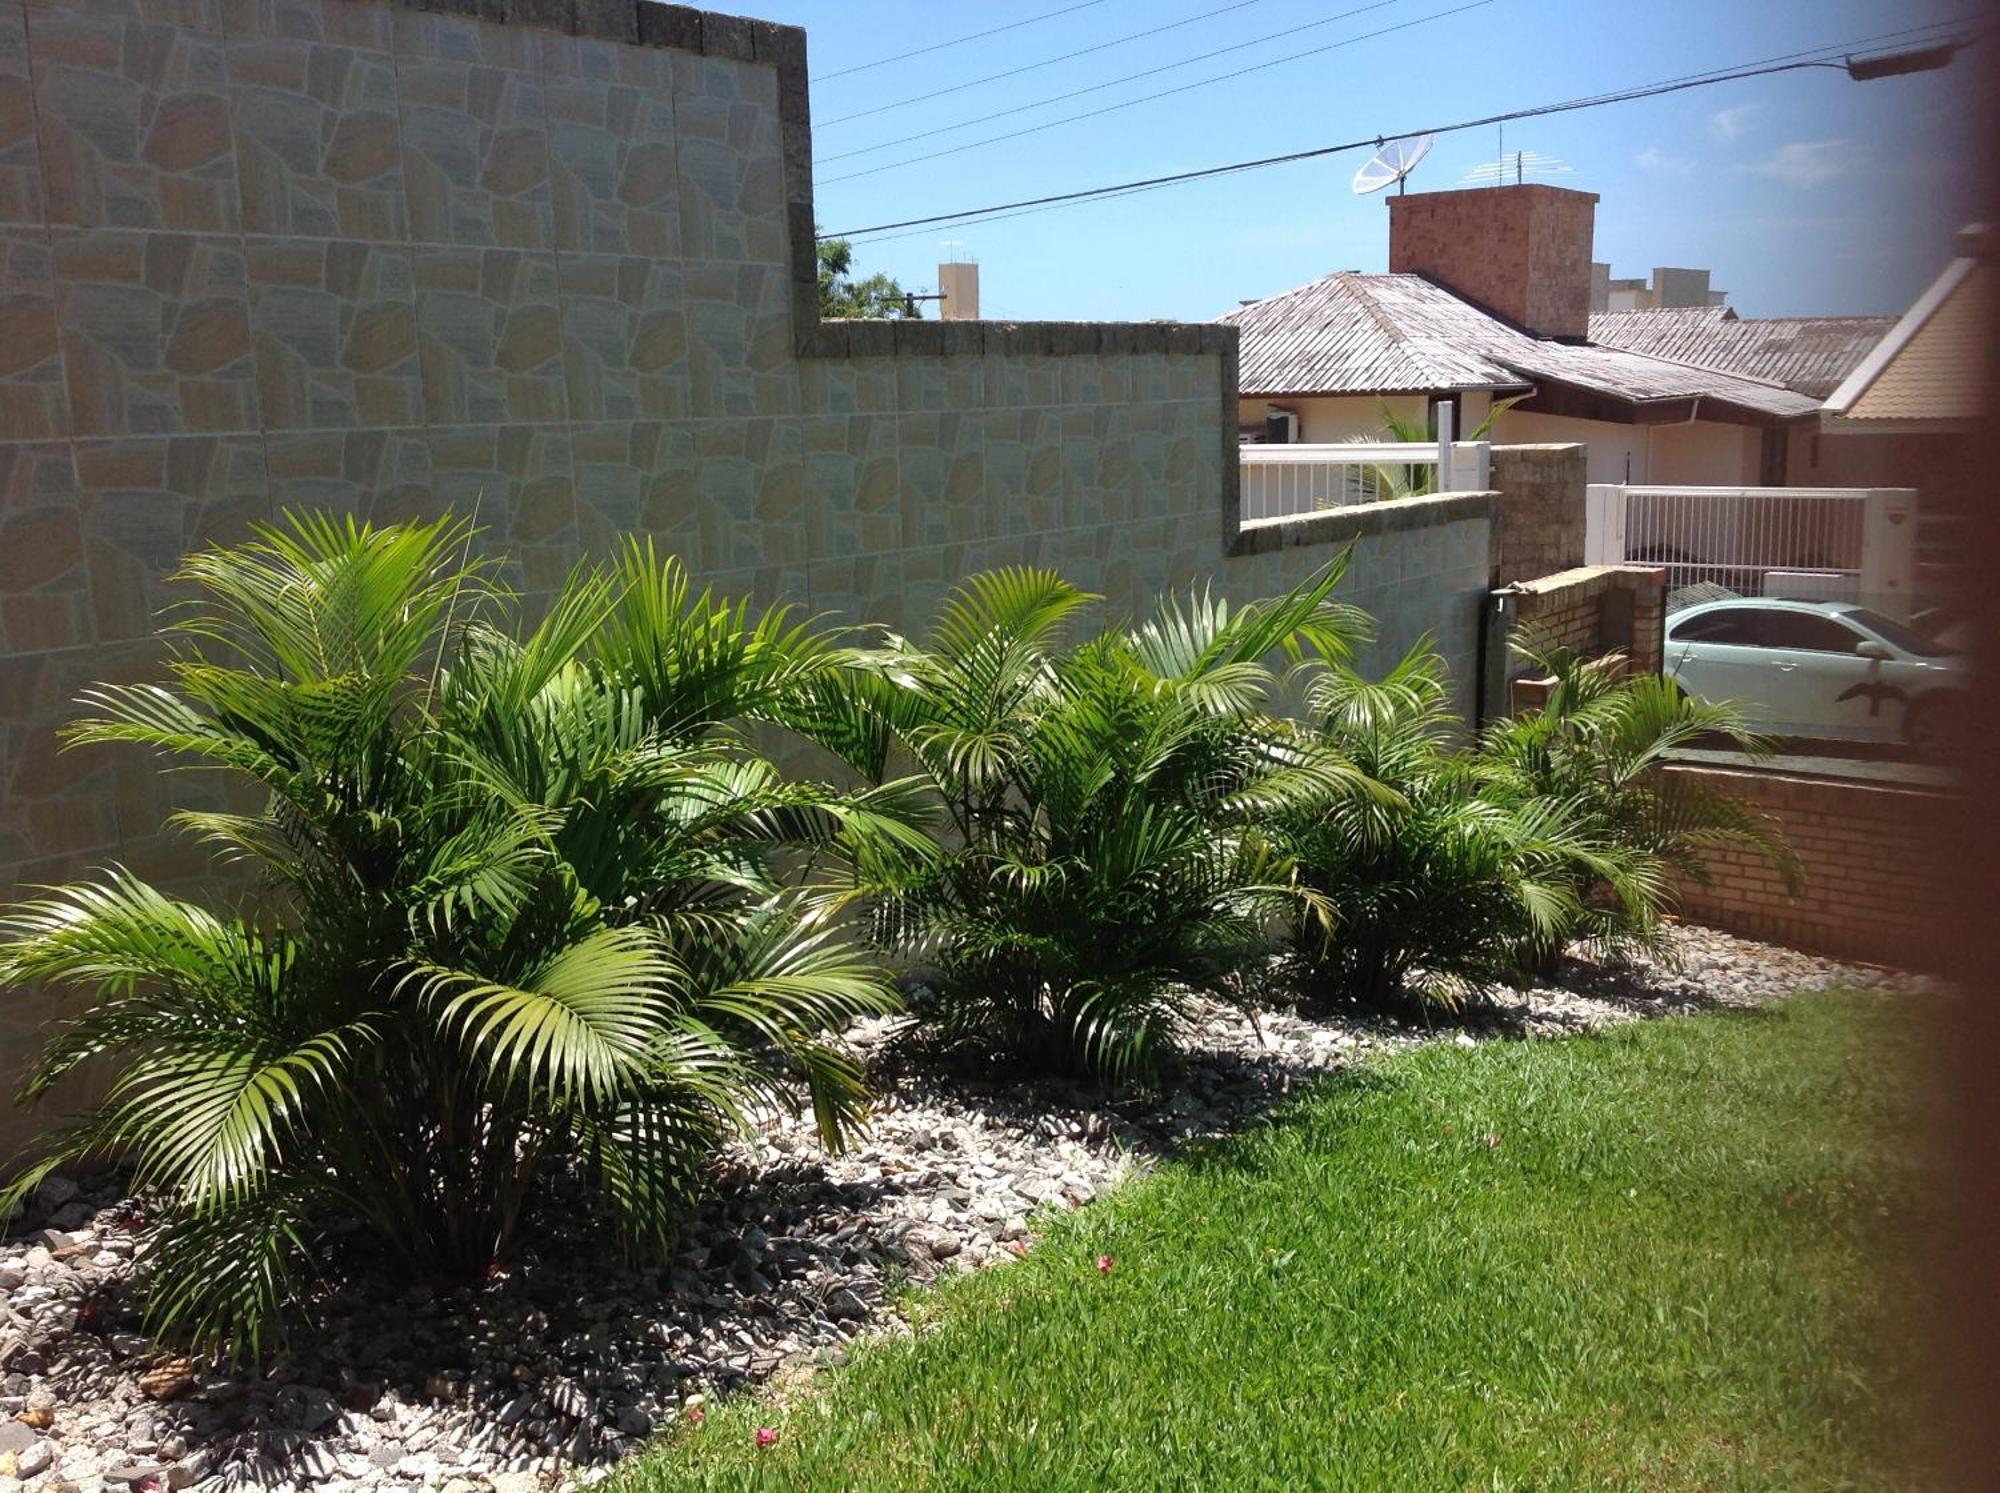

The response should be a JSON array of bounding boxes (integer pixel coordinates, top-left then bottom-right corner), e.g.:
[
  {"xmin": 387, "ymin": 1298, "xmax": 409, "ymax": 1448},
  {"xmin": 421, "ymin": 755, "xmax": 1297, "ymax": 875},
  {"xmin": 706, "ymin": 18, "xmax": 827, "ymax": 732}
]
[
  {"xmin": 1671, "ymin": 608, "xmax": 1865, "ymax": 652},
  {"xmin": 1670, "ymin": 608, "xmax": 1764, "ymax": 645},
  {"xmin": 1744, "ymin": 611, "xmax": 1866, "ymax": 653}
]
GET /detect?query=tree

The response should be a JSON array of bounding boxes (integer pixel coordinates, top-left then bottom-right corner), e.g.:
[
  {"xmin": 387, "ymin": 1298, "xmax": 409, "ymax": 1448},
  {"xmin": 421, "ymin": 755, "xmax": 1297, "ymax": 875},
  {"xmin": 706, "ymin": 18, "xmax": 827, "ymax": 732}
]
[{"xmin": 817, "ymin": 234, "xmax": 918, "ymax": 320}]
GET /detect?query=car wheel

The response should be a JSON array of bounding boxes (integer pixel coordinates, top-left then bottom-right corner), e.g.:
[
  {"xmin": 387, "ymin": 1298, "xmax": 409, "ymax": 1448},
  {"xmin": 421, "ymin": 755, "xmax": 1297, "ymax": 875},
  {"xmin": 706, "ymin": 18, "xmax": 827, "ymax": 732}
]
[{"xmin": 1903, "ymin": 695, "xmax": 1962, "ymax": 762}]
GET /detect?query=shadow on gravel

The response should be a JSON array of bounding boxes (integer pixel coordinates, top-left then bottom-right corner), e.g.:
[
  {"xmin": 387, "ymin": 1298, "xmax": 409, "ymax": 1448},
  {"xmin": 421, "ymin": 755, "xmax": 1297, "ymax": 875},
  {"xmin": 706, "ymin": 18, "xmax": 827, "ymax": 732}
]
[
  {"xmin": 5, "ymin": 1160, "xmax": 923, "ymax": 1489},
  {"xmin": 1, "ymin": 931, "xmax": 1877, "ymax": 1489}
]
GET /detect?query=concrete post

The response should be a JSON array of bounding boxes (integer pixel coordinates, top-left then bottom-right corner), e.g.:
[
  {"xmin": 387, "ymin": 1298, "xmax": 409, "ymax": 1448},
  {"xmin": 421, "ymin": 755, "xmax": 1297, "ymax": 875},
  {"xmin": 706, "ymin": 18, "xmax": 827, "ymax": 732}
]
[
  {"xmin": 1860, "ymin": 487, "xmax": 1919, "ymax": 615},
  {"xmin": 1584, "ymin": 483, "xmax": 1626, "ymax": 566}
]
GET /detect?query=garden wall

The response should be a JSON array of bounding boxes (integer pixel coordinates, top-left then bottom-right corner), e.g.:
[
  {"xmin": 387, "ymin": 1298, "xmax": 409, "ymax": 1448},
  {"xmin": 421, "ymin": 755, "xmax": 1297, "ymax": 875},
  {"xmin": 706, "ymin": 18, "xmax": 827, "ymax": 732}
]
[
  {"xmin": 1501, "ymin": 563, "xmax": 1665, "ymax": 711},
  {"xmin": 0, "ymin": 0, "xmax": 1243, "ymax": 908},
  {"xmin": 1235, "ymin": 490, "xmax": 1496, "ymax": 723},
  {"xmin": 1489, "ymin": 442, "xmax": 1585, "ymax": 586},
  {"xmin": 0, "ymin": 0, "xmax": 1513, "ymax": 1158},
  {"xmin": 1662, "ymin": 763, "xmax": 1946, "ymax": 970}
]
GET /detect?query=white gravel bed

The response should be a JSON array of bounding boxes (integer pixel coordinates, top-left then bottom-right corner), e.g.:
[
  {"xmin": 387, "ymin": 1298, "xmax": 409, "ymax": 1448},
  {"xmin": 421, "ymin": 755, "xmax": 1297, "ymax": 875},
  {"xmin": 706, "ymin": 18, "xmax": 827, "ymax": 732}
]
[{"xmin": 0, "ymin": 925, "xmax": 1922, "ymax": 1493}]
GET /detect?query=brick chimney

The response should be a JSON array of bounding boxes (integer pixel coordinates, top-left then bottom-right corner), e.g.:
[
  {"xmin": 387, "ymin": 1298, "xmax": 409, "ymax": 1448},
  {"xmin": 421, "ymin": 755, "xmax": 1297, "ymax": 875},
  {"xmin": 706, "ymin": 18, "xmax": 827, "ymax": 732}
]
[{"xmin": 1388, "ymin": 184, "xmax": 1599, "ymax": 340}]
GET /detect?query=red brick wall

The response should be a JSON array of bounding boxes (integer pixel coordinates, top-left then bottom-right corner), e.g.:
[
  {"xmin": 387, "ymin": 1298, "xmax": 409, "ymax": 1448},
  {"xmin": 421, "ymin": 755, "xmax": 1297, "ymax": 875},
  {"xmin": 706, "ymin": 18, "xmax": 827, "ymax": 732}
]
[
  {"xmin": 1663, "ymin": 763, "xmax": 1946, "ymax": 970},
  {"xmin": 1388, "ymin": 185, "xmax": 1599, "ymax": 338},
  {"xmin": 1505, "ymin": 564, "xmax": 1665, "ymax": 697}
]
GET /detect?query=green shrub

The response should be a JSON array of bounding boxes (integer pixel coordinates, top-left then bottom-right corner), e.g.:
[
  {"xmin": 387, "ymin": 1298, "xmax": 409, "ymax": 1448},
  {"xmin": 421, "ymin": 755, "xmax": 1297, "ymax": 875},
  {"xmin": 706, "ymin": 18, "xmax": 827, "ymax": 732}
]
[
  {"xmin": 1281, "ymin": 638, "xmax": 1797, "ymax": 1008},
  {"xmin": 1278, "ymin": 645, "xmax": 1635, "ymax": 1007},
  {"xmin": 0, "ymin": 515, "xmax": 918, "ymax": 1361},
  {"xmin": 817, "ymin": 562, "xmax": 1378, "ymax": 1081},
  {"xmin": 1481, "ymin": 640, "xmax": 1800, "ymax": 965}
]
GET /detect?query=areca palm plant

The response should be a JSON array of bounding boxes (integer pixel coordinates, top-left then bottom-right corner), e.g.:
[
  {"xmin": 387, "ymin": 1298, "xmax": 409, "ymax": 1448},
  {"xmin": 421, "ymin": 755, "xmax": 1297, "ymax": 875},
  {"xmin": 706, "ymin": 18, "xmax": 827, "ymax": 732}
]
[
  {"xmin": 1480, "ymin": 638, "xmax": 1800, "ymax": 965},
  {"xmin": 0, "ymin": 515, "xmax": 918, "ymax": 1361},
  {"xmin": 1277, "ymin": 645, "xmax": 1648, "ymax": 1008},
  {"xmin": 817, "ymin": 561, "xmax": 1379, "ymax": 1081}
]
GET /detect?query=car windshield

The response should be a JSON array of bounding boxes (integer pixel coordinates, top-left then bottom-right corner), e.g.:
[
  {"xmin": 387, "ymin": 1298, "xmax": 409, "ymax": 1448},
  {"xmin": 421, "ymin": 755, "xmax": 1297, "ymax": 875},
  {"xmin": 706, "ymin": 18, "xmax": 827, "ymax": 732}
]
[{"xmin": 1844, "ymin": 608, "xmax": 1953, "ymax": 659}]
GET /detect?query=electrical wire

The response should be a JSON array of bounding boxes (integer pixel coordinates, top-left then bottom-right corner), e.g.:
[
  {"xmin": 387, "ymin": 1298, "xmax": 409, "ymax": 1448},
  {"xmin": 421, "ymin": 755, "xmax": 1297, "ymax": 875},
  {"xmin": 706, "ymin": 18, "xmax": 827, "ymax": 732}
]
[
  {"xmin": 822, "ymin": 0, "xmax": 1495, "ymax": 184},
  {"xmin": 814, "ymin": 0, "xmax": 1113, "ymax": 84},
  {"xmin": 818, "ymin": 0, "xmax": 1271, "ymax": 130},
  {"xmin": 823, "ymin": 20, "xmax": 1976, "ymax": 244},
  {"xmin": 820, "ymin": 0, "xmax": 1411, "ymax": 165}
]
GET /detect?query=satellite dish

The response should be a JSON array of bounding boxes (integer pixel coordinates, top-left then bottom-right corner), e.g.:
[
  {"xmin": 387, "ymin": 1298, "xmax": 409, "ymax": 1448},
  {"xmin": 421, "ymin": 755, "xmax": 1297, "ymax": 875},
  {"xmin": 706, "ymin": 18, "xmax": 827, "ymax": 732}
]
[{"xmin": 1351, "ymin": 134, "xmax": 1434, "ymax": 195}]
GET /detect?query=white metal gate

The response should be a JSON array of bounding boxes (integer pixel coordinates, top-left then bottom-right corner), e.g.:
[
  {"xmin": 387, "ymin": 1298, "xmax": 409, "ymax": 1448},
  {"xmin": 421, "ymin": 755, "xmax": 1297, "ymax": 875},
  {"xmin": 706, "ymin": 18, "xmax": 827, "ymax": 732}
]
[{"xmin": 1584, "ymin": 484, "xmax": 1918, "ymax": 612}]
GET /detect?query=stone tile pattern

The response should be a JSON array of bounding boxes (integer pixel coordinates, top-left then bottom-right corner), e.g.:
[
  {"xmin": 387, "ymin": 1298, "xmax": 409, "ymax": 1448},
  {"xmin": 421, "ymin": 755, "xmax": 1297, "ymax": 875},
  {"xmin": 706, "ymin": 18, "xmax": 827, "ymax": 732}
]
[
  {"xmin": 1234, "ymin": 495, "xmax": 1495, "ymax": 727},
  {"xmin": 0, "ymin": 0, "xmax": 1241, "ymax": 921},
  {"xmin": 6, "ymin": 1, "xmax": 1498, "ymax": 1159}
]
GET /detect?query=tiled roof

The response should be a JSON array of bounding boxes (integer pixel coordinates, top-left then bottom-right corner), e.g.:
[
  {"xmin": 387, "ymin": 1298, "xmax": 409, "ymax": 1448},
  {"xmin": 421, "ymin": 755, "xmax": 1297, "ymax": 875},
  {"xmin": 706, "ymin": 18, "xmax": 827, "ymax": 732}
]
[
  {"xmin": 1825, "ymin": 258, "xmax": 1988, "ymax": 424},
  {"xmin": 1220, "ymin": 272, "xmax": 1529, "ymax": 396},
  {"xmin": 1220, "ymin": 272, "xmax": 1823, "ymax": 421},
  {"xmin": 1587, "ymin": 306, "xmax": 1894, "ymax": 398}
]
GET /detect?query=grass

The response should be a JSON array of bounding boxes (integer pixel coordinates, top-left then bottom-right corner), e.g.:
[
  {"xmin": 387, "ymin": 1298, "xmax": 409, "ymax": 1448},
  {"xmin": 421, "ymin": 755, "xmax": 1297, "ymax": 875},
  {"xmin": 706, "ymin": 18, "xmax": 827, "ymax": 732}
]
[{"xmin": 614, "ymin": 991, "xmax": 1945, "ymax": 1492}]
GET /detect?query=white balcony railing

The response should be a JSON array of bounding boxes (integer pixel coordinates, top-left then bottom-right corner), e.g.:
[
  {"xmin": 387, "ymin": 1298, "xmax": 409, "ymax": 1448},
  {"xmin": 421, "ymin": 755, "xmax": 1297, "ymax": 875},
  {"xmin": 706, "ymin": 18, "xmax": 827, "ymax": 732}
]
[{"xmin": 1240, "ymin": 441, "xmax": 1492, "ymax": 525}]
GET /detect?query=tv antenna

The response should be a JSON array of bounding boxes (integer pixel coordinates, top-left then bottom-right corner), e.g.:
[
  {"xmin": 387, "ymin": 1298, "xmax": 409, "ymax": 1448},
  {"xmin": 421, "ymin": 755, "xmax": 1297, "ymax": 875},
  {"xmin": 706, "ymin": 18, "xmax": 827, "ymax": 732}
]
[
  {"xmin": 1351, "ymin": 133, "xmax": 1434, "ymax": 195},
  {"xmin": 1459, "ymin": 148, "xmax": 1575, "ymax": 186}
]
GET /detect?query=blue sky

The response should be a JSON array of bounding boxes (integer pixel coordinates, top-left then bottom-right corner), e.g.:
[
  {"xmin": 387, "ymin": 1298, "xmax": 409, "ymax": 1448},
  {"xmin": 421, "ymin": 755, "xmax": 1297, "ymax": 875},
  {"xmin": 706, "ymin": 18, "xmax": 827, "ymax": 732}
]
[{"xmin": 747, "ymin": 0, "xmax": 1978, "ymax": 323}]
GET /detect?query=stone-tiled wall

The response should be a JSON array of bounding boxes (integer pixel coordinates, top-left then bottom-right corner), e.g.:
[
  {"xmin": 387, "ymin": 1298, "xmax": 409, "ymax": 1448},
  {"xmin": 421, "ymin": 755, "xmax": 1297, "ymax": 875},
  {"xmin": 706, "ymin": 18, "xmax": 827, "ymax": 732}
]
[
  {"xmin": 1235, "ymin": 489, "xmax": 1495, "ymax": 723},
  {"xmin": 0, "ymin": 0, "xmax": 1511, "ymax": 1156},
  {"xmin": 0, "ymin": 0, "xmax": 1251, "ymax": 1154},
  {"xmin": 0, "ymin": 0, "xmax": 1240, "ymax": 909}
]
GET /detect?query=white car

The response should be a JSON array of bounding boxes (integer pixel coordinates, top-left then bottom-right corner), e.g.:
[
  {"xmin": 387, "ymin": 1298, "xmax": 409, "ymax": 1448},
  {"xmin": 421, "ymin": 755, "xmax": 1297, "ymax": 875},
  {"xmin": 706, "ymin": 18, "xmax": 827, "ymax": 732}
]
[{"xmin": 1664, "ymin": 597, "xmax": 1965, "ymax": 752}]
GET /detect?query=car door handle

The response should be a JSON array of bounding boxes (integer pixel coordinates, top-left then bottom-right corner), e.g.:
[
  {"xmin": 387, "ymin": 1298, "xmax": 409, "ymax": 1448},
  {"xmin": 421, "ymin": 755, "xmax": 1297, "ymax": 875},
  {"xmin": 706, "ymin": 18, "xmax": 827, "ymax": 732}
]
[{"xmin": 1775, "ymin": 662, "xmax": 1796, "ymax": 672}]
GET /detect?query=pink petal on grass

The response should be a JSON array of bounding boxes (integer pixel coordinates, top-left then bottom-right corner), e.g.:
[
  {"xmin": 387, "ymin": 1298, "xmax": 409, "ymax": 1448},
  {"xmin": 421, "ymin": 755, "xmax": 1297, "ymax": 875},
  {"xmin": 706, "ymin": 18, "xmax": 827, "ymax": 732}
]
[
  {"xmin": 1095, "ymin": 1254, "xmax": 1114, "ymax": 1275},
  {"xmin": 755, "ymin": 1426, "xmax": 778, "ymax": 1448}
]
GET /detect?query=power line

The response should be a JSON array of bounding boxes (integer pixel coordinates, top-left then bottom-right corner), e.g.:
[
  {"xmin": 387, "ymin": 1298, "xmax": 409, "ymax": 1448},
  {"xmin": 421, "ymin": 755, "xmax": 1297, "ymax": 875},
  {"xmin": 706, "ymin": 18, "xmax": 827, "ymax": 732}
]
[
  {"xmin": 821, "ymin": 0, "xmax": 1493, "ymax": 184},
  {"xmin": 817, "ymin": 0, "xmax": 1270, "ymax": 130},
  {"xmin": 814, "ymin": 0, "xmax": 1113, "ymax": 84},
  {"xmin": 831, "ymin": 22, "xmax": 1973, "ymax": 243},
  {"xmin": 820, "ymin": 0, "xmax": 1410, "ymax": 165},
  {"xmin": 823, "ymin": 21, "xmax": 1975, "ymax": 244}
]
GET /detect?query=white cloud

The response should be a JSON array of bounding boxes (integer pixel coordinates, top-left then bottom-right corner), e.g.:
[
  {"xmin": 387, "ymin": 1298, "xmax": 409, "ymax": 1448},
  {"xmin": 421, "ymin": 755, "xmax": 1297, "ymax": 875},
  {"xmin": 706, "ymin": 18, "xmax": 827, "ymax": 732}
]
[
  {"xmin": 1636, "ymin": 145, "xmax": 1693, "ymax": 176},
  {"xmin": 1709, "ymin": 104, "xmax": 1761, "ymax": 142},
  {"xmin": 1745, "ymin": 140, "xmax": 1859, "ymax": 189}
]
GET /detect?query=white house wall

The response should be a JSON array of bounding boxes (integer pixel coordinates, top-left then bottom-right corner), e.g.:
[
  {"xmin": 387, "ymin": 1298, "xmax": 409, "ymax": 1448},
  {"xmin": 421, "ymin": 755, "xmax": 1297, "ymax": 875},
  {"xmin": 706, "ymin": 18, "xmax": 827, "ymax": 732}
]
[
  {"xmin": 1240, "ymin": 398, "xmax": 1770, "ymax": 489},
  {"xmin": 1492, "ymin": 412, "xmax": 1653, "ymax": 484},
  {"xmin": 1240, "ymin": 395, "xmax": 1431, "ymax": 444}
]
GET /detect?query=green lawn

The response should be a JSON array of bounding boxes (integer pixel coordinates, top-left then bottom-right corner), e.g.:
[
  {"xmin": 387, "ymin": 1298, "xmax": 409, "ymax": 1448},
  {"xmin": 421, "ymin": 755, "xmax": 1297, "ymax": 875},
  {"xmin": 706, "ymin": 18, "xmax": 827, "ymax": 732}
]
[{"xmin": 615, "ymin": 992, "xmax": 1944, "ymax": 1492}]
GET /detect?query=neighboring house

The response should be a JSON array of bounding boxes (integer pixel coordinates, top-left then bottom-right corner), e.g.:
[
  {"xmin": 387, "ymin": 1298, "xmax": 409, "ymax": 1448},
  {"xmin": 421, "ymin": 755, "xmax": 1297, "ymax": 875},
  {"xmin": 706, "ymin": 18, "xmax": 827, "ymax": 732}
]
[
  {"xmin": 1223, "ymin": 185, "xmax": 1882, "ymax": 489},
  {"xmin": 1823, "ymin": 229, "xmax": 1989, "ymax": 436},
  {"xmin": 1820, "ymin": 228, "xmax": 1989, "ymax": 568},
  {"xmin": 1589, "ymin": 303, "xmax": 1898, "ymax": 489}
]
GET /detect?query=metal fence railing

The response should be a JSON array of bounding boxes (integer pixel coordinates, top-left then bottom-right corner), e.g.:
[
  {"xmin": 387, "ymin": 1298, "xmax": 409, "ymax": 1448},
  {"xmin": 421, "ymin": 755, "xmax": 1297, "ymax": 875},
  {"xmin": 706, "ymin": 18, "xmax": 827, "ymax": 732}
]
[
  {"xmin": 1239, "ymin": 441, "xmax": 1491, "ymax": 525},
  {"xmin": 1585, "ymin": 484, "xmax": 1919, "ymax": 615}
]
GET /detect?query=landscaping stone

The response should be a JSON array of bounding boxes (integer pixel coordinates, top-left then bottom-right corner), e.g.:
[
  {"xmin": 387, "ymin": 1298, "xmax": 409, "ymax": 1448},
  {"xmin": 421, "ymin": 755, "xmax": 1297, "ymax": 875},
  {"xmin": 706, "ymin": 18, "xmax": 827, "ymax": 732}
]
[{"xmin": 0, "ymin": 926, "xmax": 1924, "ymax": 1491}]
